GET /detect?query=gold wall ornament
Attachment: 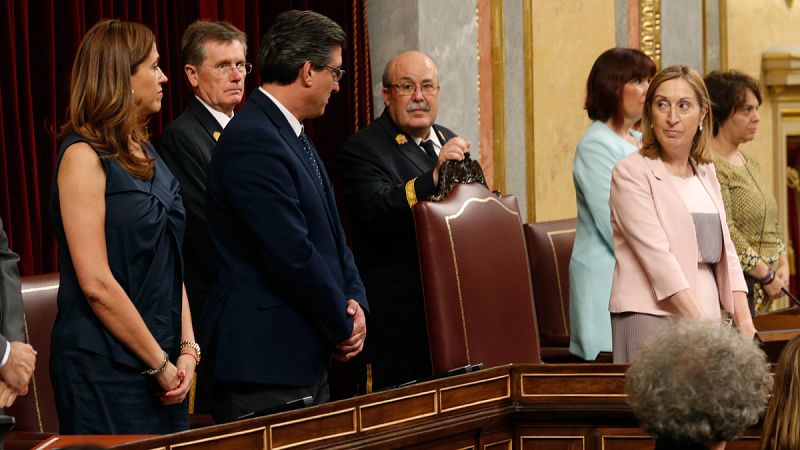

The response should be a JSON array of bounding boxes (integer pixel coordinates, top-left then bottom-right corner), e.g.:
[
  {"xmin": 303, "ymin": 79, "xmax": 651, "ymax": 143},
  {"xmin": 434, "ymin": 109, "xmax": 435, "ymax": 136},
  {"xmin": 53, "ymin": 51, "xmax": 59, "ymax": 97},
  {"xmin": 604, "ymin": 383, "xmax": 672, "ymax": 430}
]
[
  {"xmin": 787, "ymin": 166, "xmax": 800, "ymax": 191},
  {"xmin": 640, "ymin": 0, "xmax": 662, "ymax": 70}
]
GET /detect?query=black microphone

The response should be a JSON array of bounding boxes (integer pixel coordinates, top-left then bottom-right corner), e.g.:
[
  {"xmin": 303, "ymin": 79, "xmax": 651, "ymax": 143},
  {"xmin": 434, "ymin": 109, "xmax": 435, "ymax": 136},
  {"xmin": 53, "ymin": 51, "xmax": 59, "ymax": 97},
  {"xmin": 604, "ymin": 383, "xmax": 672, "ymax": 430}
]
[{"xmin": 781, "ymin": 287, "xmax": 800, "ymax": 308}]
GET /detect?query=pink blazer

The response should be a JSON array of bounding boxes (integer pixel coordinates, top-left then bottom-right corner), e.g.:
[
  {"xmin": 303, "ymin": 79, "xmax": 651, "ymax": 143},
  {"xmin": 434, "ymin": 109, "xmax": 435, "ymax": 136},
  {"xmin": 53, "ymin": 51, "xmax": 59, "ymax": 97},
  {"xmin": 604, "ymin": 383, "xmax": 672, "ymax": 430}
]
[{"xmin": 608, "ymin": 152, "xmax": 747, "ymax": 316}]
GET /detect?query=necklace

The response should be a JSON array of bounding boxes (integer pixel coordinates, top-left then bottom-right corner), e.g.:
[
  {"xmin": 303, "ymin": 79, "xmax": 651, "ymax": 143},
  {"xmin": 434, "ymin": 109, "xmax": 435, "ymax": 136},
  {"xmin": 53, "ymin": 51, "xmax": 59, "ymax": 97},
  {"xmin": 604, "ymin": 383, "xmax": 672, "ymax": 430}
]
[{"xmin": 737, "ymin": 152, "xmax": 768, "ymax": 255}]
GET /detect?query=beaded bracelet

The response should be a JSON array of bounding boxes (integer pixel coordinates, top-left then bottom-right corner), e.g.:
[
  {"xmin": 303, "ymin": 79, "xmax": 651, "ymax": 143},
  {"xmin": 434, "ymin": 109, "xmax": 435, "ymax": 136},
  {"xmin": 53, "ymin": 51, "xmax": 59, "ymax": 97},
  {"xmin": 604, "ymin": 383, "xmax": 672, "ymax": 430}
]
[
  {"xmin": 180, "ymin": 340, "xmax": 201, "ymax": 364},
  {"xmin": 142, "ymin": 350, "xmax": 169, "ymax": 376}
]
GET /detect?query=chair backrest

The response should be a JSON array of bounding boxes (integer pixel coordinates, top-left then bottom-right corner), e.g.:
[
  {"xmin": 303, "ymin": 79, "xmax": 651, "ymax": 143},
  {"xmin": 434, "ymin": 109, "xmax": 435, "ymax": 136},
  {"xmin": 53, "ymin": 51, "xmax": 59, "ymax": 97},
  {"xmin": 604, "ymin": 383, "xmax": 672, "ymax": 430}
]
[
  {"xmin": 6, "ymin": 273, "xmax": 59, "ymax": 432},
  {"xmin": 523, "ymin": 219, "xmax": 577, "ymax": 348},
  {"xmin": 413, "ymin": 183, "xmax": 541, "ymax": 373}
]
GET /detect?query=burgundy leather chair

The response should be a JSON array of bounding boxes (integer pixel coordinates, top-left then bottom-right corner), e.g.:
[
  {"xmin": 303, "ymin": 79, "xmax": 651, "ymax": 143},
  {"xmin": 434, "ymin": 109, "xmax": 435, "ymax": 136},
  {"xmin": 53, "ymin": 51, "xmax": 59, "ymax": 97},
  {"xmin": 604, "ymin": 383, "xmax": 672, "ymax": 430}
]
[
  {"xmin": 413, "ymin": 183, "xmax": 541, "ymax": 373},
  {"xmin": 524, "ymin": 220, "xmax": 612, "ymax": 363},
  {"xmin": 6, "ymin": 273, "xmax": 60, "ymax": 433}
]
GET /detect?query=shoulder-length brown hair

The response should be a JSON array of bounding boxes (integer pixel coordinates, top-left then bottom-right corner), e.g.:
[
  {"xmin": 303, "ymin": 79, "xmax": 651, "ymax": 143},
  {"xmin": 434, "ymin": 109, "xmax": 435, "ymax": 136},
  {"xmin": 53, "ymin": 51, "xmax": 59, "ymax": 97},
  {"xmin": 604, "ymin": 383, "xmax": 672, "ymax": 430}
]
[
  {"xmin": 760, "ymin": 335, "xmax": 800, "ymax": 450},
  {"xmin": 60, "ymin": 19, "xmax": 156, "ymax": 180},
  {"xmin": 640, "ymin": 65, "xmax": 714, "ymax": 164}
]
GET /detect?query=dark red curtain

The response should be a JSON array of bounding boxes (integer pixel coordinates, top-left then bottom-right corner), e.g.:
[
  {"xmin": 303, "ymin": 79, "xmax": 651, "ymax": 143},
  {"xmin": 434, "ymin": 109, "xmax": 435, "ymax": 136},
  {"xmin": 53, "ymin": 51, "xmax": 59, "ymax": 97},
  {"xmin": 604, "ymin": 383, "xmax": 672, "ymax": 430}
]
[{"xmin": 0, "ymin": 0, "xmax": 372, "ymax": 276}]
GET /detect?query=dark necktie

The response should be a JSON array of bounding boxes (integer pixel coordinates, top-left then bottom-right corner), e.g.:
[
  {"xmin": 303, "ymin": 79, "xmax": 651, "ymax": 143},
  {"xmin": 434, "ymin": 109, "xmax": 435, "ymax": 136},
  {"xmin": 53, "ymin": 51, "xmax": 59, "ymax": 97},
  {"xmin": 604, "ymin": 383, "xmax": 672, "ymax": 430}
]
[
  {"xmin": 298, "ymin": 131, "xmax": 325, "ymax": 192},
  {"xmin": 420, "ymin": 139, "xmax": 437, "ymax": 161}
]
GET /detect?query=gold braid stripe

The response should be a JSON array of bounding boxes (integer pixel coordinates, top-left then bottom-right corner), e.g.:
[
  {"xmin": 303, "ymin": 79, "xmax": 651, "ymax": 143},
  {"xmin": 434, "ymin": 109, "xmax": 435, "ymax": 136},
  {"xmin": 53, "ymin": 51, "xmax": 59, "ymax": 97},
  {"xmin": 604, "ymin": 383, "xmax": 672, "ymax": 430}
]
[{"xmin": 405, "ymin": 178, "xmax": 418, "ymax": 208}]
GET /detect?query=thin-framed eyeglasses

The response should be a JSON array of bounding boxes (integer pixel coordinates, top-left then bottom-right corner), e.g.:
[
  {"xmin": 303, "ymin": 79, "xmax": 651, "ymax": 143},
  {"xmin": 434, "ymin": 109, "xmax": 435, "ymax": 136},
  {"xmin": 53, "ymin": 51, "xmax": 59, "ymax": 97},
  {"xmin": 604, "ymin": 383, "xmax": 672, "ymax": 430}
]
[
  {"xmin": 387, "ymin": 81, "xmax": 439, "ymax": 96},
  {"xmin": 318, "ymin": 65, "xmax": 345, "ymax": 82},
  {"xmin": 201, "ymin": 62, "xmax": 253, "ymax": 76}
]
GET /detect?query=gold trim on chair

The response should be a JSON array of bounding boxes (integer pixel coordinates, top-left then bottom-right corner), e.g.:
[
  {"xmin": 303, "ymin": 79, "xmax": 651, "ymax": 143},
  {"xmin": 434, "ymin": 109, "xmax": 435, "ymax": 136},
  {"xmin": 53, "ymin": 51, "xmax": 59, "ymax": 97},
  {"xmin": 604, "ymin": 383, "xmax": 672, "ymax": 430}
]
[{"xmin": 20, "ymin": 283, "xmax": 57, "ymax": 433}]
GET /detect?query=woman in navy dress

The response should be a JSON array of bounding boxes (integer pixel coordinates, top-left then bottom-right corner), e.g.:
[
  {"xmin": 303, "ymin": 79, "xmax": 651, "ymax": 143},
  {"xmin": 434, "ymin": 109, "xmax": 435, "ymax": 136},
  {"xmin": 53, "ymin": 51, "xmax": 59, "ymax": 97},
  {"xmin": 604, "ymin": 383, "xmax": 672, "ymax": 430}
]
[{"xmin": 50, "ymin": 20, "xmax": 197, "ymax": 434}]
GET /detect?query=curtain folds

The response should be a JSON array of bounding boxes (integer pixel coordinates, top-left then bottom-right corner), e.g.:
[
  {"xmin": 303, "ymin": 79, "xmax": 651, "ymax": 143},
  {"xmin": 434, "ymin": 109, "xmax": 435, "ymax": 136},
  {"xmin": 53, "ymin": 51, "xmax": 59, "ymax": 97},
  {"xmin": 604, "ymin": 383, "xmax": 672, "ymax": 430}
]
[{"xmin": 0, "ymin": 0, "xmax": 372, "ymax": 275}]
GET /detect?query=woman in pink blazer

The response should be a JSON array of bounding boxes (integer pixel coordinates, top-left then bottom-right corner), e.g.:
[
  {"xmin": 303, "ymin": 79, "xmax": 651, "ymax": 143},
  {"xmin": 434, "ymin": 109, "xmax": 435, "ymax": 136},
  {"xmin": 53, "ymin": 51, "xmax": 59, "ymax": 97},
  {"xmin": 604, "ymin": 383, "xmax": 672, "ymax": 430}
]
[{"xmin": 608, "ymin": 65, "xmax": 755, "ymax": 363}]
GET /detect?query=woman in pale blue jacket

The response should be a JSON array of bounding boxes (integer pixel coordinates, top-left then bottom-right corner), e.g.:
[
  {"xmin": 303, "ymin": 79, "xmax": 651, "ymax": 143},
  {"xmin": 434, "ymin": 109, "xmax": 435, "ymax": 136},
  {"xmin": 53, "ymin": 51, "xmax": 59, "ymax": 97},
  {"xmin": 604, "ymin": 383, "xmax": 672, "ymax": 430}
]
[{"xmin": 569, "ymin": 48, "xmax": 655, "ymax": 360}]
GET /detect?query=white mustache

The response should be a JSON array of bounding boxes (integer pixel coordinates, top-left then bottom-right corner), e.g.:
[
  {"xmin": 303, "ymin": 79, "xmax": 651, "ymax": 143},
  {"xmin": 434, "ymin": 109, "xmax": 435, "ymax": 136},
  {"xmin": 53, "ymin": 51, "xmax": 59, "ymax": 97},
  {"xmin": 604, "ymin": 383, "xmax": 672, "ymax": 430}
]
[{"xmin": 407, "ymin": 101, "xmax": 430, "ymax": 112}]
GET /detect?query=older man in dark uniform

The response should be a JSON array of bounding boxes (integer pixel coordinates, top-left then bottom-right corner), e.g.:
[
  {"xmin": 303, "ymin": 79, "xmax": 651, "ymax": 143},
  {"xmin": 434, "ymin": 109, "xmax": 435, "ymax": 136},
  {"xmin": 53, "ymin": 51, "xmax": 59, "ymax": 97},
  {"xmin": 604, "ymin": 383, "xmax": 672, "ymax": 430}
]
[{"xmin": 338, "ymin": 51, "xmax": 469, "ymax": 390}]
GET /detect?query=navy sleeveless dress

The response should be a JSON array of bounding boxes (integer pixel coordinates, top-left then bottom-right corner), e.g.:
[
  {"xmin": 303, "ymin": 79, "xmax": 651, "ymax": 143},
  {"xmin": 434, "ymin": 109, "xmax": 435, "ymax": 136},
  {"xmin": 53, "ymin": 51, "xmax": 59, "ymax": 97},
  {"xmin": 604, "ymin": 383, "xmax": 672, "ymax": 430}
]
[{"xmin": 50, "ymin": 133, "xmax": 189, "ymax": 434}]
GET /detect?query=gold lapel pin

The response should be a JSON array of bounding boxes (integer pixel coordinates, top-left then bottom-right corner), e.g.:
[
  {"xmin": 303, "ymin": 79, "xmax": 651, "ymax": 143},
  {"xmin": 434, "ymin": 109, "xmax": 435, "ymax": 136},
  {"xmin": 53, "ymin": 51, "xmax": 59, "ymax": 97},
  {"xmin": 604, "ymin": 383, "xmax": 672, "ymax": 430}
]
[
  {"xmin": 395, "ymin": 134, "xmax": 407, "ymax": 145},
  {"xmin": 212, "ymin": 131, "xmax": 221, "ymax": 141}
]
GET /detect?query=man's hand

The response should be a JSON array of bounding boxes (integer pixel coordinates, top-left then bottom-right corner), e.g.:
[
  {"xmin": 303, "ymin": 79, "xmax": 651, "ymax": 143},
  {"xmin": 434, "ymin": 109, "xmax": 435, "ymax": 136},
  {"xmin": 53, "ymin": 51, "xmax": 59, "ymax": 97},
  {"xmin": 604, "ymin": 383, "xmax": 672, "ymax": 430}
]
[
  {"xmin": 0, "ymin": 381, "xmax": 18, "ymax": 408},
  {"xmin": 334, "ymin": 299, "xmax": 366, "ymax": 362},
  {"xmin": 433, "ymin": 137, "xmax": 471, "ymax": 185},
  {"xmin": 0, "ymin": 342, "xmax": 36, "ymax": 394}
]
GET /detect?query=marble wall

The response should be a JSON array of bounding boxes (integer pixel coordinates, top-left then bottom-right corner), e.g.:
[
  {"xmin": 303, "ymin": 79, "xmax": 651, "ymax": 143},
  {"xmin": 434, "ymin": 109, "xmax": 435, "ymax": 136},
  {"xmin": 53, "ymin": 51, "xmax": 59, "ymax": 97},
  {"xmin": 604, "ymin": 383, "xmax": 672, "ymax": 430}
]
[
  {"xmin": 661, "ymin": 0, "xmax": 704, "ymax": 70},
  {"xmin": 503, "ymin": 0, "xmax": 528, "ymax": 218},
  {"xmin": 528, "ymin": 0, "xmax": 617, "ymax": 221},
  {"xmin": 366, "ymin": 0, "xmax": 480, "ymax": 159},
  {"xmin": 725, "ymin": 0, "xmax": 800, "ymax": 197},
  {"xmin": 364, "ymin": 0, "xmax": 800, "ymax": 222}
]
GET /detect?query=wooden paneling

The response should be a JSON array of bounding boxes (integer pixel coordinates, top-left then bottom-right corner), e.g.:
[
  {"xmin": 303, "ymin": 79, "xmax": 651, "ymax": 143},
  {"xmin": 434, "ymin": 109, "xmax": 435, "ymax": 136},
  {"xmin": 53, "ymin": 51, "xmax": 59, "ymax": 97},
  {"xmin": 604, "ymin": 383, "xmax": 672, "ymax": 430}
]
[
  {"xmin": 78, "ymin": 364, "xmax": 763, "ymax": 450},
  {"xmin": 170, "ymin": 427, "xmax": 266, "ymax": 450},
  {"xmin": 519, "ymin": 435, "xmax": 585, "ymax": 450}
]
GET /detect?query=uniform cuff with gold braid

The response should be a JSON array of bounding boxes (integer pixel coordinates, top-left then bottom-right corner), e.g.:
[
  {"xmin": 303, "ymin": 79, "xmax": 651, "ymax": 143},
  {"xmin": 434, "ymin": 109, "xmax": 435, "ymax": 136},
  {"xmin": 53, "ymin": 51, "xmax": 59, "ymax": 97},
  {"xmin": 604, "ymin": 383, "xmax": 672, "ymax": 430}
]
[
  {"xmin": 405, "ymin": 178, "xmax": 418, "ymax": 208},
  {"xmin": 142, "ymin": 350, "xmax": 169, "ymax": 375},
  {"xmin": 180, "ymin": 340, "xmax": 201, "ymax": 365}
]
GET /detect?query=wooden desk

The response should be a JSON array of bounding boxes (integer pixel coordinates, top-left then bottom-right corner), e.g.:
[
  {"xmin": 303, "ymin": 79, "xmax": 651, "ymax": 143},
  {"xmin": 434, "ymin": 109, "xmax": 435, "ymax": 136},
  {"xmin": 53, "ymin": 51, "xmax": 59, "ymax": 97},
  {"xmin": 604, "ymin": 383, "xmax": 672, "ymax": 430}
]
[
  {"xmin": 50, "ymin": 364, "xmax": 756, "ymax": 450},
  {"xmin": 754, "ymin": 306, "xmax": 800, "ymax": 362},
  {"xmin": 31, "ymin": 434, "xmax": 153, "ymax": 449}
]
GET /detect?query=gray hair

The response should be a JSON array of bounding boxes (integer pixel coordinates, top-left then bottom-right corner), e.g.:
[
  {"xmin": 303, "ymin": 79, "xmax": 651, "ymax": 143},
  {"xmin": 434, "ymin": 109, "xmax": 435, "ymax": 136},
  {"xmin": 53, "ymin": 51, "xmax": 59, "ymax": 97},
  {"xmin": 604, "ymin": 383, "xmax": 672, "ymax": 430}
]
[
  {"xmin": 181, "ymin": 20, "xmax": 247, "ymax": 67},
  {"xmin": 626, "ymin": 319, "xmax": 772, "ymax": 443},
  {"xmin": 258, "ymin": 10, "xmax": 346, "ymax": 84}
]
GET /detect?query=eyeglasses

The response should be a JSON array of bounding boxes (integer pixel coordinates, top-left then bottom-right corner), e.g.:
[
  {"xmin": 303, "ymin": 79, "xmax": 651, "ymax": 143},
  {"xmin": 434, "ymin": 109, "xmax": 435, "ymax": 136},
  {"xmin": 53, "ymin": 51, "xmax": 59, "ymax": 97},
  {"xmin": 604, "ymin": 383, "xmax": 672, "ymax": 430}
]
[
  {"xmin": 318, "ymin": 65, "xmax": 345, "ymax": 82},
  {"xmin": 387, "ymin": 81, "xmax": 439, "ymax": 96},
  {"xmin": 201, "ymin": 62, "xmax": 253, "ymax": 76}
]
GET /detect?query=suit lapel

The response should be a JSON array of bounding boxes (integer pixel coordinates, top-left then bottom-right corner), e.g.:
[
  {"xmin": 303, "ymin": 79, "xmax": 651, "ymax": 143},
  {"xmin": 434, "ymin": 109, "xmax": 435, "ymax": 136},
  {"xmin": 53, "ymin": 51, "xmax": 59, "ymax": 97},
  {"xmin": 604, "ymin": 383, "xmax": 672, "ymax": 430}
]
[
  {"xmin": 188, "ymin": 97, "xmax": 224, "ymax": 143},
  {"xmin": 375, "ymin": 111, "xmax": 436, "ymax": 172},
  {"xmin": 254, "ymin": 91, "xmax": 338, "ymax": 232}
]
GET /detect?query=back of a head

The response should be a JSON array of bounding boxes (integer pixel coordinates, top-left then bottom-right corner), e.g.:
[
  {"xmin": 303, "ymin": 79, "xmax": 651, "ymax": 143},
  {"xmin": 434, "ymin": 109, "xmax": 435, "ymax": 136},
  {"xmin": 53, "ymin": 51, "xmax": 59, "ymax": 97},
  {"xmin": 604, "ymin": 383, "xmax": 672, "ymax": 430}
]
[
  {"xmin": 760, "ymin": 336, "xmax": 800, "ymax": 450},
  {"xmin": 626, "ymin": 320, "xmax": 772, "ymax": 445},
  {"xmin": 258, "ymin": 10, "xmax": 345, "ymax": 84}
]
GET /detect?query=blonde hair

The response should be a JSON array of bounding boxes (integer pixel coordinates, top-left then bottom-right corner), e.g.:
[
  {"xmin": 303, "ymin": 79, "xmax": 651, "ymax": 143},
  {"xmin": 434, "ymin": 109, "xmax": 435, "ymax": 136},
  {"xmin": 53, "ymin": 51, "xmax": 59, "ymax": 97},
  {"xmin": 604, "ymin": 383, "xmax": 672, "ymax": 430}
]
[
  {"xmin": 760, "ymin": 336, "xmax": 800, "ymax": 450},
  {"xmin": 60, "ymin": 19, "xmax": 156, "ymax": 180},
  {"xmin": 639, "ymin": 65, "xmax": 714, "ymax": 164}
]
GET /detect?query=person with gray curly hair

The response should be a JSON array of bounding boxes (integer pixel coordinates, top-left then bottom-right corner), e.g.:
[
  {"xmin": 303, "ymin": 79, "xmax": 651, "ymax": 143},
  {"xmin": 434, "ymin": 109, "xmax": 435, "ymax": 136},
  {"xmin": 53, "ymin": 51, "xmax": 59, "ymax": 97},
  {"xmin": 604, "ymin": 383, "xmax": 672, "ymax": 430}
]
[{"xmin": 626, "ymin": 319, "xmax": 772, "ymax": 450}]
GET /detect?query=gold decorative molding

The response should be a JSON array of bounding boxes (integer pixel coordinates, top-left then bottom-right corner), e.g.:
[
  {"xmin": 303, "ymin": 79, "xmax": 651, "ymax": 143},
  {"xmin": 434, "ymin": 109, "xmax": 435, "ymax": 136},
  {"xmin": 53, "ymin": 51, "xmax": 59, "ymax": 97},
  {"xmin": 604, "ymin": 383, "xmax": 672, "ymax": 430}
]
[
  {"xmin": 762, "ymin": 50, "xmax": 800, "ymax": 99},
  {"xmin": 491, "ymin": 0, "xmax": 507, "ymax": 194},
  {"xmin": 720, "ymin": 0, "xmax": 728, "ymax": 70},
  {"xmin": 640, "ymin": 0, "xmax": 661, "ymax": 69},
  {"xmin": 523, "ymin": 0, "xmax": 535, "ymax": 222}
]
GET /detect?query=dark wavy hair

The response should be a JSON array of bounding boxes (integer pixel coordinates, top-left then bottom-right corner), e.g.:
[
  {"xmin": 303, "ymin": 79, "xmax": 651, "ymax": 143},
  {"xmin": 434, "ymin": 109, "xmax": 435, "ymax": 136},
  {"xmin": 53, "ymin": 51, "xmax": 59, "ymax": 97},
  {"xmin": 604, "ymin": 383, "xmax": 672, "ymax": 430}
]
[
  {"xmin": 584, "ymin": 48, "xmax": 656, "ymax": 127},
  {"xmin": 258, "ymin": 10, "xmax": 346, "ymax": 84},
  {"xmin": 704, "ymin": 70, "xmax": 762, "ymax": 136}
]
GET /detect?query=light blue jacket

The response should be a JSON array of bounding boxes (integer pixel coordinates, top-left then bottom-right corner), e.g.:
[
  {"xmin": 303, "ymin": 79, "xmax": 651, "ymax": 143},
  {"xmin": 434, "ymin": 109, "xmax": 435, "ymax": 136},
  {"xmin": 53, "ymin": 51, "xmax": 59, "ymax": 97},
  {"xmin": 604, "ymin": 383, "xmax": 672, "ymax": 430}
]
[{"xmin": 568, "ymin": 121, "xmax": 639, "ymax": 360}]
